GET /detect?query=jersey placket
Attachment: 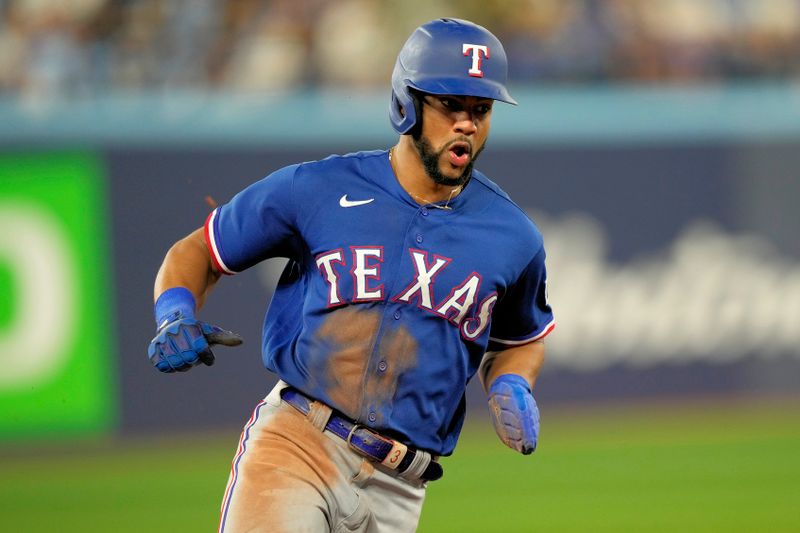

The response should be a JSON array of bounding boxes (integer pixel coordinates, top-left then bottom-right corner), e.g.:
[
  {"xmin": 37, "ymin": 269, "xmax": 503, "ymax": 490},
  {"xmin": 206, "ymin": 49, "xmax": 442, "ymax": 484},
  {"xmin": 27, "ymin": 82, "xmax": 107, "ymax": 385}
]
[{"xmin": 358, "ymin": 204, "xmax": 437, "ymax": 428}]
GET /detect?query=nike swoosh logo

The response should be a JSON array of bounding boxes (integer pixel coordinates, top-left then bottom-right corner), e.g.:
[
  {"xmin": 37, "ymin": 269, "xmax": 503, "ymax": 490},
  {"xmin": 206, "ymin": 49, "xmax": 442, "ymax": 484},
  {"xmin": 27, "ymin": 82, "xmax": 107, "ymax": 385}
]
[{"xmin": 339, "ymin": 195, "xmax": 374, "ymax": 208}]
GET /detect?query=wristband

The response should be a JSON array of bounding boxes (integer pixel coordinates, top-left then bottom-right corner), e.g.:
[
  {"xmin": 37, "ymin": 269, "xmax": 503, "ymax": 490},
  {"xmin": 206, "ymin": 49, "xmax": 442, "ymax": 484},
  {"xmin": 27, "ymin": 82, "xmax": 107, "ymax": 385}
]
[
  {"xmin": 489, "ymin": 374, "xmax": 532, "ymax": 406},
  {"xmin": 154, "ymin": 287, "xmax": 196, "ymax": 328}
]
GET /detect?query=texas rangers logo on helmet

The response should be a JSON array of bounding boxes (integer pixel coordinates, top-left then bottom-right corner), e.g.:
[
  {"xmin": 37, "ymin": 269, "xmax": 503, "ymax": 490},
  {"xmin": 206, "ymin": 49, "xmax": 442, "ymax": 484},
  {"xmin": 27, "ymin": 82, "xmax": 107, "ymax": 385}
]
[
  {"xmin": 462, "ymin": 44, "xmax": 490, "ymax": 77},
  {"xmin": 390, "ymin": 19, "xmax": 516, "ymax": 134}
]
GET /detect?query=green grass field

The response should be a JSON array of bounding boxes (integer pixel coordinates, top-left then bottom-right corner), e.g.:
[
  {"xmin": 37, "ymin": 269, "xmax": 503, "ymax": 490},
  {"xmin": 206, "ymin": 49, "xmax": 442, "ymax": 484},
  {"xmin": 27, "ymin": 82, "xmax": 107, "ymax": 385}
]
[{"xmin": 1, "ymin": 395, "xmax": 798, "ymax": 532}]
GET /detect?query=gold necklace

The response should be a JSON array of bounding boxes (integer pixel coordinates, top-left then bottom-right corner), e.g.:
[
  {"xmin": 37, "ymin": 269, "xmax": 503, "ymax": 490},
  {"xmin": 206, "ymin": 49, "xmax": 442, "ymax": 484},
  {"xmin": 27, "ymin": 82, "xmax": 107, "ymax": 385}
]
[
  {"xmin": 389, "ymin": 147, "xmax": 461, "ymax": 210},
  {"xmin": 412, "ymin": 189, "xmax": 461, "ymax": 210}
]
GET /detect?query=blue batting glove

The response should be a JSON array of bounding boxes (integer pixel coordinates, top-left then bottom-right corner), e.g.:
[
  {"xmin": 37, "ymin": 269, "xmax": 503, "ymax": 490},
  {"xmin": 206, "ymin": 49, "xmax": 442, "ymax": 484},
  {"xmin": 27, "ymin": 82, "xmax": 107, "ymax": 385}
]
[
  {"xmin": 147, "ymin": 287, "xmax": 242, "ymax": 373},
  {"xmin": 488, "ymin": 374, "xmax": 540, "ymax": 455}
]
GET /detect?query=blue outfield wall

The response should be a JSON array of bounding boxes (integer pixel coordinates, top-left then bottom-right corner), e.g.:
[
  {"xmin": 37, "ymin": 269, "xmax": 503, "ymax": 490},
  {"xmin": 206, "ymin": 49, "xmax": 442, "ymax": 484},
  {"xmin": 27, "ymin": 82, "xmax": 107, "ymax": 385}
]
[
  {"xmin": 3, "ymin": 85, "xmax": 800, "ymax": 433},
  {"xmin": 110, "ymin": 142, "xmax": 800, "ymax": 433}
]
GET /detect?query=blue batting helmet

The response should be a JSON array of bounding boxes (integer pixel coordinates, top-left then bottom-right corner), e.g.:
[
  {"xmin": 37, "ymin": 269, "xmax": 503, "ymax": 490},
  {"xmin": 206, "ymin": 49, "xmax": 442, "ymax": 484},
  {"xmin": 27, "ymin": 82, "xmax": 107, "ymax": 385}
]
[{"xmin": 390, "ymin": 18, "xmax": 517, "ymax": 134}]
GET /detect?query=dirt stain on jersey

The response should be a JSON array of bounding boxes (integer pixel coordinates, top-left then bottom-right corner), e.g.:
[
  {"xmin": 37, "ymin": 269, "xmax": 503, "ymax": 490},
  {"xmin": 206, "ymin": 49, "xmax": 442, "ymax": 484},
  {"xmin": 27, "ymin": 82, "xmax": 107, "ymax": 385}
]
[
  {"xmin": 364, "ymin": 322, "xmax": 418, "ymax": 426},
  {"xmin": 316, "ymin": 307, "xmax": 381, "ymax": 417},
  {"xmin": 317, "ymin": 306, "xmax": 418, "ymax": 423}
]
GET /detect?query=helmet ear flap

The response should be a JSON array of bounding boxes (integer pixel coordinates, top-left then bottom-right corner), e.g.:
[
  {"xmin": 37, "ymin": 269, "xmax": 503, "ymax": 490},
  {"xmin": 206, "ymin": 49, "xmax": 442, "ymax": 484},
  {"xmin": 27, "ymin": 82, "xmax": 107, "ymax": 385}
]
[
  {"xmin": 407, "ymin": 88, "xmax": 423, "ymax": 138},
  {"xmin": 390, "ymin": 86, "xmax": 423, "ymax": 135},
  {"xmin": 390, "ymin": 90, "xmax": 412, "ymax": 134}
]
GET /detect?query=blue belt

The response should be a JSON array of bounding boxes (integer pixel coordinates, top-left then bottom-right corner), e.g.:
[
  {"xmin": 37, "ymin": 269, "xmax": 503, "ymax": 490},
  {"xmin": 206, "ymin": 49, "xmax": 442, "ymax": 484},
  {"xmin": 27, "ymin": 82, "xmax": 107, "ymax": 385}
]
[{"xmin": 281, "ymin": 387, "xmax": 443, "ymax": 482}]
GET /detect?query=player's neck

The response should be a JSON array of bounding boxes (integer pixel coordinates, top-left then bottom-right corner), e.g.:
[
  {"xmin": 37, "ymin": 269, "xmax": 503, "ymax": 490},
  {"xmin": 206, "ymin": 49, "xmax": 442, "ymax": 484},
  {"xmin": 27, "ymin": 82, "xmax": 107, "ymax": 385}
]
[{"xmin": 390, "ymin": 140, "xmax": 464, "ymax": 206}]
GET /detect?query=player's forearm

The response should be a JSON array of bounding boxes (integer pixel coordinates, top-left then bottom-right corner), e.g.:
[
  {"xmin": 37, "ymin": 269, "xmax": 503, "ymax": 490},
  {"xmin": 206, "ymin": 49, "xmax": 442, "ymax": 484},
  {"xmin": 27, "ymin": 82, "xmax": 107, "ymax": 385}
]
[
  {"xmin": 480, "ymin": 340, "xmax": 545, "ymax": 392},
  {"xmin": 154, "ymin": 228, "xmax": 221, "ymax": 310}
]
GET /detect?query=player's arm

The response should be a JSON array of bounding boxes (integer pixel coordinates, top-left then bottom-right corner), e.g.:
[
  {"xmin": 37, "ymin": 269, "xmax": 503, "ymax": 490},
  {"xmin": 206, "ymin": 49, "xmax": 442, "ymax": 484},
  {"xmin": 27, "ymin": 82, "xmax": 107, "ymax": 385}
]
[
  {"xmin": 479, "ymin": 340, "xmax": 545, "ymax": 455},
  {"xmin": 147, "ymin": 228, "xmax": 242, "ymax": 373},
  {"xmin": 154, "ymin": 228, "xmax": 220, "ymax": 307}
]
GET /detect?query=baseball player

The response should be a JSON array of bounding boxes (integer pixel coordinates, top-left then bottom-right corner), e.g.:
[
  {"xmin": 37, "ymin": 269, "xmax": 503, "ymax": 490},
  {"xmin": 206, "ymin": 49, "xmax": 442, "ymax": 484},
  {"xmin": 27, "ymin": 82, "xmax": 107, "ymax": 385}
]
[{"xmin": 148, "ymin": 18, "xmax": 554, "ymax": 533}]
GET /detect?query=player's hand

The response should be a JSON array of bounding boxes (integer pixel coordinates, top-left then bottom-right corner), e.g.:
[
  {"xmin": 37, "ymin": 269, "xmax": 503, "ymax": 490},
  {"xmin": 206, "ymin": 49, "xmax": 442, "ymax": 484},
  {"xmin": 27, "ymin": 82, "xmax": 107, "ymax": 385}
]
[
  {"xmin": 148, "ymin": 317, "xmax": 243, "ymax": 373},
  {"xmin": 148, "ymin": 287, "xmax": 243, "ymax": 373},
  {"xmin": 487, "ymin": 374, "xmax": 540, "ymax": 455}
]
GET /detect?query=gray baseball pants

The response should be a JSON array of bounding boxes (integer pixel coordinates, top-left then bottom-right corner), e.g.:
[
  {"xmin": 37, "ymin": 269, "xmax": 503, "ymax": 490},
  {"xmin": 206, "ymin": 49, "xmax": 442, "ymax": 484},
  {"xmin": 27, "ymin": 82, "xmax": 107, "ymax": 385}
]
[{"xmin": 218, "ymin": 381, "xmax": 427, "ymax": 532}]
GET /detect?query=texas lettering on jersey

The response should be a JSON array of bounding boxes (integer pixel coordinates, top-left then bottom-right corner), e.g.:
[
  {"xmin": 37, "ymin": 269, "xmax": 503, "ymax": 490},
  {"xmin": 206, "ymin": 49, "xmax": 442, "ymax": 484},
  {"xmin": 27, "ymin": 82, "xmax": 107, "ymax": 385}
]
[
  {"xmin": 316, "ymin": 246, "xmax": 497, "ymax": 341},
  {"xmin": 203, "ymin": 150, "xmax": 554, "ymax": 455}
]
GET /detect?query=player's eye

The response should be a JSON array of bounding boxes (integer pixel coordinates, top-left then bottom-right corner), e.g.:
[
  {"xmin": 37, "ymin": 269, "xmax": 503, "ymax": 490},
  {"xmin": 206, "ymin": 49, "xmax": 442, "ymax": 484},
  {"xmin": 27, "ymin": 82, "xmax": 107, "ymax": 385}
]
[
  {"xmin": 439, "ymin": 97, "xmax": 458, "ymax": 110},
  {"xmin": 474, "ymin": 104, "xmax": 492, "ymax": 116}
]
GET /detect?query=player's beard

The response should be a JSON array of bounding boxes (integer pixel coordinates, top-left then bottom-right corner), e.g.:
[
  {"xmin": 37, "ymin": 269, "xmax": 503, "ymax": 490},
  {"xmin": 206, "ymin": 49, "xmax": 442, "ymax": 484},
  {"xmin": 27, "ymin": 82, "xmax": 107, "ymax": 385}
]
[{"xmin": 413, "ymin": 134, "xmax": 485, "ymax": 188}]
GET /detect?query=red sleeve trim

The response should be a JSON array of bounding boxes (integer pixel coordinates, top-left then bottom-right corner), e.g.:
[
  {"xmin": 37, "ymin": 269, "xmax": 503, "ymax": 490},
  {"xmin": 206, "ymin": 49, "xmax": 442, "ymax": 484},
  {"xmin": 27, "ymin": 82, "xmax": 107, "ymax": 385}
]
[
  {"xmin": 204, "ymin": 209, "xmax": 236, "ymax": 275},
  {"xmin": 489, "ymin": 319, "xmax": 555, "ymax": 346}
]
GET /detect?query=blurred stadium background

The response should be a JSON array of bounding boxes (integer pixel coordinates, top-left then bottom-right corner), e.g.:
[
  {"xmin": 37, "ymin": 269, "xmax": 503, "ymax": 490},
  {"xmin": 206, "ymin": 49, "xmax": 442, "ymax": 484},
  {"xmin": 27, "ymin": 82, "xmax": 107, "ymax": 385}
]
[{"xmin": 1, "ymin": 1, "xmax": 799, "ymax": 531}]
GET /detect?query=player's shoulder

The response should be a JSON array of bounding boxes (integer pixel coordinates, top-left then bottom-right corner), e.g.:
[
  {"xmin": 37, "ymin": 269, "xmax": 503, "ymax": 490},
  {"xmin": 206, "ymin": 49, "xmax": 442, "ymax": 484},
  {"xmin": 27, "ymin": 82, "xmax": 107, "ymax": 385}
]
[
  {"xmin": 471, "ymin": 170, "xmax": 544, "ymax": 245},
  {"xmin": 259, "ymin": 150, "xmax": 383, "ymax": 182},
  {"xmin": 295, "ymin": 149, "xmax": 386, "ymax": 174},
  {"xmin": 254, "ymin": 150, "xmax": 383, "ymax": 212},
  {"xmin": 281, "ymin": 150, "xmax": 384, "ymax": 191},
  {"xmin": 469, "ymin": 169, "xmax": 516, "ymax": 208}
]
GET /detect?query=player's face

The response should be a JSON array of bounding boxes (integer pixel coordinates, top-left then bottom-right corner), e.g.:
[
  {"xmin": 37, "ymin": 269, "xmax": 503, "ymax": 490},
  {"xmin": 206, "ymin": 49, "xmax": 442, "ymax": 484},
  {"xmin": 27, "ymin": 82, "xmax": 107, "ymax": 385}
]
[{"xmin": 414, "ymin": 95, "xmax": 493, "ymax": 187}]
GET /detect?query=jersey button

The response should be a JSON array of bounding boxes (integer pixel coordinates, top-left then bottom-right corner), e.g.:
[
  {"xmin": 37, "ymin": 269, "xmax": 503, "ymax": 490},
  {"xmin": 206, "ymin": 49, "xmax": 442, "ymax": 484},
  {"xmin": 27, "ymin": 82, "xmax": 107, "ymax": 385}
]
[
  {"xmin": 421, "ymin": 207, "xmax": 429, "ymax": 216},
  {"xmin": 378, "ymin": 360, "xmax": 388, "ymax": 372},
  {"xmin": 368, "ymin": 412, "xmax": 377, "ymax": 423},
  {"xmin": 416, "ymin": 233, "xmax": 423, "ymax": 243},
  {"xmin": 393, "ymin": 311, "xmax": 401, "ymax": 320}
]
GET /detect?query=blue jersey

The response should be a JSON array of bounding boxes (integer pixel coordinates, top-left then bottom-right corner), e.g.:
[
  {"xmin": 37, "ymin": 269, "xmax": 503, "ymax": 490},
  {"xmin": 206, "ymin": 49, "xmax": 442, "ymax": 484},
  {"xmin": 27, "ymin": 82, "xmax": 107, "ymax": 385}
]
[{"xmin": 204, "ymin": 150, "xmax": 554, "ymax": 455}]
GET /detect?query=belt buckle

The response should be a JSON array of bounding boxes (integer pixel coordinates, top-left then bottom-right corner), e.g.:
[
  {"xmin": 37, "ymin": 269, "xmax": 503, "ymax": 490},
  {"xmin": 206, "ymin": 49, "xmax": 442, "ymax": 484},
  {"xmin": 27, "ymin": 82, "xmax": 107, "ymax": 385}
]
[
  {"xmin": 345, "ymin": 423, "xmax": 387, "ymax": 461},
  {"xmin": 346, "ymin": 423, "xmax": 369, "ymax": 456}
]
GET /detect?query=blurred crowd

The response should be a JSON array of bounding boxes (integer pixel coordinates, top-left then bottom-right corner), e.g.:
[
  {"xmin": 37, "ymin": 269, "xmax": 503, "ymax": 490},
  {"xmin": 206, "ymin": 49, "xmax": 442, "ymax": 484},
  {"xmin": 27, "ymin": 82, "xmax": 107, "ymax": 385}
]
[{"xmin": 1, "ymin": 0, "xmax": 800, "ymax": 99}]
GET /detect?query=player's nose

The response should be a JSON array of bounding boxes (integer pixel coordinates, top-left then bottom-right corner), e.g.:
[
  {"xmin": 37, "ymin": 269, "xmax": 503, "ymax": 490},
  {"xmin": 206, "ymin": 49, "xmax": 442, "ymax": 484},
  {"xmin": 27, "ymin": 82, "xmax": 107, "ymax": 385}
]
[{"xmin": 453, "ymin": 112, "xmax": 478, "ymax": 136}]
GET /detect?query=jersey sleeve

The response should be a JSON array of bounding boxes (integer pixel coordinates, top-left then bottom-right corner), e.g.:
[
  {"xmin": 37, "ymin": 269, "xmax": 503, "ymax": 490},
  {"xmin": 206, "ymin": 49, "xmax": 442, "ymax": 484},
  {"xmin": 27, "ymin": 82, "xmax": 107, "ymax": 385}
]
[
  {"xmin": 488, "ymin": 247, "xmax": 555, "ymax": 349},
  {"xmin": 204, "ymin": 164, "xmax": 300, "ymax": 274}
]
